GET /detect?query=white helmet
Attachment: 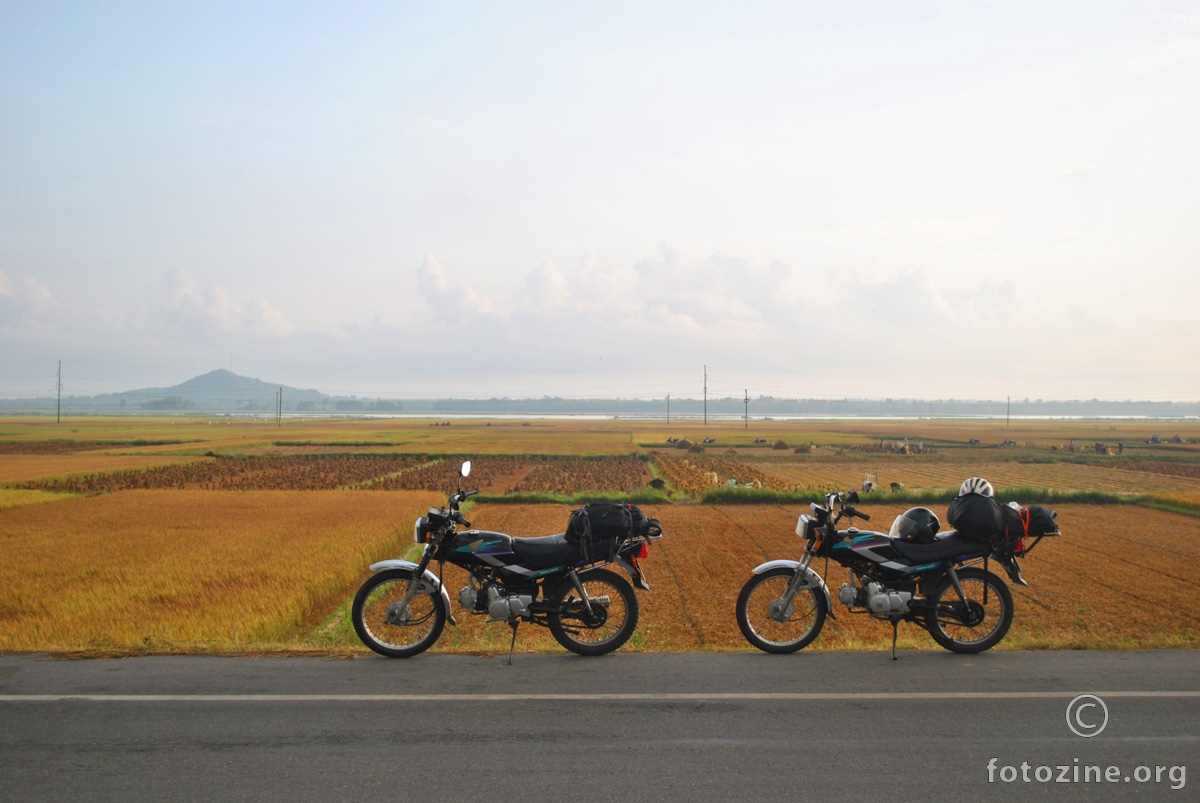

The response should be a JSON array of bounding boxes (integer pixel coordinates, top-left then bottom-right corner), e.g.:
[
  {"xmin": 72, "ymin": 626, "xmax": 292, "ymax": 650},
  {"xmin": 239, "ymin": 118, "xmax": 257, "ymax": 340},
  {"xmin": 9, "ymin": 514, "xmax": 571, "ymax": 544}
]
[{"xmin": 959, "ymin": 477, "xmax": 994, "ymax": 497}]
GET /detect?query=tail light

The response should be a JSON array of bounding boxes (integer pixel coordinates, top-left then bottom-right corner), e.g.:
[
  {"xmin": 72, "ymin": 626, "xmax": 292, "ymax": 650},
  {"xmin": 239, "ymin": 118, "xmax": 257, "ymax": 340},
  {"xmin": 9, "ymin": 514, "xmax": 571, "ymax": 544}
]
[{"xmin": 635, "ymin": 542, "xmax": 649, "ymax": 559}]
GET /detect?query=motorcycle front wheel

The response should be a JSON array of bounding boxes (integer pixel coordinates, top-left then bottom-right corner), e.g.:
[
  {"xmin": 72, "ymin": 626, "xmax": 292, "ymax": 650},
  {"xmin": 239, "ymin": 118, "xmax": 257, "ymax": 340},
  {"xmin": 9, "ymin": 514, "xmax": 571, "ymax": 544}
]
[
  {"xmin": 548, "ymin": 568, "xmax": 639, "ymax": 656},
  {"xmin": 925, "ymin": 568, "xmax": 1013, "ymax": 653},
  {"xmin": 352, "ymin": 569, "xmax": 447, "ymax": 658},
  {"xmin": 736, "ymin": 567, "xmax": 828, "ymax": 653}
]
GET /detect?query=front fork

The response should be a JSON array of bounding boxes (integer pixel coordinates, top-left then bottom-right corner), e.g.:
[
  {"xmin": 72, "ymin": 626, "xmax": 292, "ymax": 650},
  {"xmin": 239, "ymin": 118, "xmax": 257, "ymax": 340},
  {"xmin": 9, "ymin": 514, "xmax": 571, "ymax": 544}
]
[
  {"xmin": 388, "ymin": 546, "xmax": 438, "ymax": 623},
  {"xmin": 773, "ymin": 553, "xmax": 817, "ymax": 621}
]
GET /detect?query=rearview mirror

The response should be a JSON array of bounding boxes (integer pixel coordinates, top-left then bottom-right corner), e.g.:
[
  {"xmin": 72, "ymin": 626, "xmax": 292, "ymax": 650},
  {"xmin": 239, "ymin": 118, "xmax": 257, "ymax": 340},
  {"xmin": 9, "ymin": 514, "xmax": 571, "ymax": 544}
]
[{"xmin": 460, "ymin": 460, "xmax": 472, "ymax": 478}]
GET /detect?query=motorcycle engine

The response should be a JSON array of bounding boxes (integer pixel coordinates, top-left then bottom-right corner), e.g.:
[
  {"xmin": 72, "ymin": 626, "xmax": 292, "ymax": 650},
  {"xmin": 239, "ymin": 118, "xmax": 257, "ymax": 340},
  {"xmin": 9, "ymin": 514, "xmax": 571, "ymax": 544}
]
[
  {"xmin": 458, "ymin": 585, "xmax": 478, "ymax": 611},
  {"xmin": 838, "ymin": 581, "xmax": 912, "ymax": 615},
  {"xmin": 486, "ymin": 586, "xmax": 533, "ymax": 621},
  {"xmin": 865, "ymin": 582, "xmax": 912, "ymax": 615},
  {"xmin": 837, "ymin": 583, "xmax": 865, "ymax": 610}
]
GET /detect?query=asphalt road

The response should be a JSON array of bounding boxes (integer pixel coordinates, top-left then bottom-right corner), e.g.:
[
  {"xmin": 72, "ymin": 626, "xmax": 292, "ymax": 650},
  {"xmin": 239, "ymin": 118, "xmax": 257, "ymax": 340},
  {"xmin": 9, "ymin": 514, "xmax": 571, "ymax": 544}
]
[{"xmin": 1, "ymin": 650, "xmax": 1196, "ymax": 802}]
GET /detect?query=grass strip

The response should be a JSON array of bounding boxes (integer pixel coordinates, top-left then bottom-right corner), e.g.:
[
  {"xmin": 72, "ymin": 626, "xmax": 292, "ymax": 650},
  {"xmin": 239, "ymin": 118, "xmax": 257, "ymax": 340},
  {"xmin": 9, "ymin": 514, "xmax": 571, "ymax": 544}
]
[
  {"xmin": 700, "ymin": 486, "xmax": 1145, "ymax": 506},
  {"xmin": 1139, "ymin": 497, "xmax": 1200, "ymax": 519}
]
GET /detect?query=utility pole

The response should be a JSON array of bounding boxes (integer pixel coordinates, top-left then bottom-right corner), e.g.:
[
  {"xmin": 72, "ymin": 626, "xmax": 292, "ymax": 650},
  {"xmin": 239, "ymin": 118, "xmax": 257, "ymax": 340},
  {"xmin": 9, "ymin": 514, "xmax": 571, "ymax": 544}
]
[
  {"xmin": 666, "ymin": 394, "xmax": 670, "ymax": 426},
  {"xmin": 1007, "ymin": 395, "xmax": 1010, "ymax": 427},
  {"xmin": 744, "ymin": 389, "xmax": 749, "ymax": 430},
  {"xmin": 703, "ymin": 365, "xmax": 707, "ymax": 426},
  {"xmin": 57, "ymin": 361, "xmax": 62, "ymax": 424},
  {"xmin": 277, "ymin": 387, "xmax": 282, "ymax": 427}
]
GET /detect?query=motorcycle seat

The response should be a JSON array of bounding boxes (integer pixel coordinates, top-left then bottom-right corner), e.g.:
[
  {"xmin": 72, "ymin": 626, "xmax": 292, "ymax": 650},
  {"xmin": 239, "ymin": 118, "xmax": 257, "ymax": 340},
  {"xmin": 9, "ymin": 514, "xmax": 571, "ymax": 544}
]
[
  {"xmin": 889, "ymin": 530, "xmax": 989, "ymax": 563},
  {"xmin": 511, "ymin": 534, "xmax": 576, "ymax": 569}
]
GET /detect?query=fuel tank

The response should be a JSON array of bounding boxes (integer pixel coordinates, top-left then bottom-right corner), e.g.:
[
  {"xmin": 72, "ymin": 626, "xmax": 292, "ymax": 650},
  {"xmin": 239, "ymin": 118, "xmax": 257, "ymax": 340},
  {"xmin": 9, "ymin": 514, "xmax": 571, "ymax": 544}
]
[
  {"xmin": 450, "ymin": 530, "xmax": 517, "ymax": 568},
  {"xmin": 829, "ymin": 528, "xmax": 939, "ymax": 577}
]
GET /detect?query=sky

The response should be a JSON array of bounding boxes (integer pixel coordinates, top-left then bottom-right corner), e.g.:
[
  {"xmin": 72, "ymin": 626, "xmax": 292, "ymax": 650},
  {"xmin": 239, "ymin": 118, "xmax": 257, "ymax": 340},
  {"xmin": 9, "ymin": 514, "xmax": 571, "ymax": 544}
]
[{"xmin": 1, "ymin": 1, "xmax": 1198, "ymax": 402}]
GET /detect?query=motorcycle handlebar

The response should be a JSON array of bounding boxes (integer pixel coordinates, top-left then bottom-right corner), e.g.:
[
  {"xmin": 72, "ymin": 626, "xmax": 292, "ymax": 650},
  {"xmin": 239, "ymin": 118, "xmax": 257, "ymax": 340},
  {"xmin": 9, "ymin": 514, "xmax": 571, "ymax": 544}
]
[{"xmin": 844, "ymin": 506, "xmax": 870, "ymax": 521}]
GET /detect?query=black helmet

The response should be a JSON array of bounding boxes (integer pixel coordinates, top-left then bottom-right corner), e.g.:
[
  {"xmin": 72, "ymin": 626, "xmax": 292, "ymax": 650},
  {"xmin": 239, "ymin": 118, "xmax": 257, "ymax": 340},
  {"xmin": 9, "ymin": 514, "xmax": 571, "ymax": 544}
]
[{"xmin": 889, "ymin": 507, "xmax": 941, "ymax": 543}]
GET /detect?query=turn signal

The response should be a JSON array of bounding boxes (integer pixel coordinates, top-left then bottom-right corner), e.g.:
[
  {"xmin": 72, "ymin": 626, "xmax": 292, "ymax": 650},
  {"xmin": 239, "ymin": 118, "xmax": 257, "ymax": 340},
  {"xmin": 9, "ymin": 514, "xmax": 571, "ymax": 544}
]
[{"xmin": 635, "ymin": 542, "xmax": 649, "ymax": 559}]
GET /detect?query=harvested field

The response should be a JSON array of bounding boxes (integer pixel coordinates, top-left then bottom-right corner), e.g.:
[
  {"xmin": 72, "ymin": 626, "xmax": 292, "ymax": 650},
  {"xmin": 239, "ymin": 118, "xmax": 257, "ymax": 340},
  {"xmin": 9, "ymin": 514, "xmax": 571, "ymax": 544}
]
[
  {"xmin": 0, "ymin": 454, "xmax": 209, "ymax": 485},
  {"xmin": 740, "ymin": 457, "xmax": 1200, "ymax": 498},
  {"xmin": 505, "ymin": 456, "xmax": 650, "ymax": 495},
  {"xmin": 652, "ymin": 453, "xmax": 791, "ymax": 498},
  {"xmin": 10, "ymin": 454, "xmax": 657, "ymax": 497},
  {"xmin": 0, "ymin": 441, "xmax": 117, "ymax": 454},
  {"xmin": 0, "ymin": 490, "xmax": 441, "ymax": 651},
  {"xmin": 398, "ymin": 503, "xmax": 1200, "ymax": 653},
  {"xmin": 371, "ymin": 456, "xmax": 652, "ymax": 496},
  {"xmin": 16, "ymin": 455, "xmax": 424, "ymax": 492}
]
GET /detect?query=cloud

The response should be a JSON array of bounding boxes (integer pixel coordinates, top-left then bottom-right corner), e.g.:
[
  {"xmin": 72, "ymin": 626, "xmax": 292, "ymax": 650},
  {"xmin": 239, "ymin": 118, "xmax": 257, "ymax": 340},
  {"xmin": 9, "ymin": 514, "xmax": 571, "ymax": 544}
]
[
  {"xmin": 0, "ymin": 271, "xmax": 58, "ymax": 327},
  {"xmin": 155, "ymin": 270, "xmax": 294, "ymax": 337},
  {"xmin": 522, "ymin": 260, "xmax": 570, "ymax": 309},
  {"xmin": 416, "ymin": 256, "xmax": 493, "ymax": 314}
]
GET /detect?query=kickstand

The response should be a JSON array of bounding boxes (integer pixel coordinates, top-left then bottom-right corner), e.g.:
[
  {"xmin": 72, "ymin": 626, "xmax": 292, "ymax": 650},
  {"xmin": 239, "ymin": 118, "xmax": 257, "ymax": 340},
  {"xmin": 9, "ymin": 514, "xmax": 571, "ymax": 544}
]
[
  {"xmin": 890, "ymin": 619, "xmax": 899, "ymax": 661},
  {"xmin": 506, "ymin": 619, "xmax": 519, "ymax": 665}
]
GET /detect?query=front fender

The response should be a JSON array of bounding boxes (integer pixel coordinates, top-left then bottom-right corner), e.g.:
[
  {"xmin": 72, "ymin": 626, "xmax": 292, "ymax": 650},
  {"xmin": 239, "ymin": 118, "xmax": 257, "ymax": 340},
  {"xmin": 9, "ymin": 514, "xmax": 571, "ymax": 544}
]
[
  {"xmin": 369, "ymin": 559, "xmax": 457, "ymax": 626},
  {"xmin": 750, "ymin": 559, "xmax": 836, "ymax": 620}
]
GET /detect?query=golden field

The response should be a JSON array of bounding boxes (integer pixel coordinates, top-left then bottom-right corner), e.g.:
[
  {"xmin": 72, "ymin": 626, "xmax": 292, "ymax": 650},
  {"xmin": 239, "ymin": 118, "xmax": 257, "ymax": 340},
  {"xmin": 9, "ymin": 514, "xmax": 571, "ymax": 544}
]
[
  {"xmin": 0, "ymin": 490, "xmax": 440, "ymax": 651},
  {"xmin": 0, "ymin": 454, "xmax": 208, "ymax": 484},
  {"xmin": 1, "ymin": 415, "xmax": 1198, "ymax": 654}
]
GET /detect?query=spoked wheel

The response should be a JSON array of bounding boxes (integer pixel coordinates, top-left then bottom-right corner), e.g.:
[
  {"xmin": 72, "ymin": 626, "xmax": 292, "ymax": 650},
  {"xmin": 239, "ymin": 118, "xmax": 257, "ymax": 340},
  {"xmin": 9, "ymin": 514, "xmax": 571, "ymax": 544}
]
[
  {"xmin": 549, "ymin": 568, "xmax": 639, "ymax": 656},
  {"xmin": 736, "ymin": 567, "xmax": 828, "ymax": 653},
  {"xmin": 352, "ymin": 569, "xmax": 447, "ymax": 658},
  {"xmin": 925, "ymin": 568, "xmax": 1013, "ymax": 653}
]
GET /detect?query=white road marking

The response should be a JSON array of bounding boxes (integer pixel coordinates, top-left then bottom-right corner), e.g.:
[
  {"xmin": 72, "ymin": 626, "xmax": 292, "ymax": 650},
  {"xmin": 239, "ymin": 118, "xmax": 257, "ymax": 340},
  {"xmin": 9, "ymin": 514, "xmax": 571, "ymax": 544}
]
[{"xmin": 1, "ymin": 691, "xmax": 1197, "ymax": 703}]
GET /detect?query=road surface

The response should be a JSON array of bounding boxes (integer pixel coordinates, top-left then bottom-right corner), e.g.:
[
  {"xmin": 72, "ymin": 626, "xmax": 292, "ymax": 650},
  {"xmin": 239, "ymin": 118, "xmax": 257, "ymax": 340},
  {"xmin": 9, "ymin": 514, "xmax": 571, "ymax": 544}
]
[{"xmin": 2, "ymin": 650, "xmax": 1196, "ymax": 801}]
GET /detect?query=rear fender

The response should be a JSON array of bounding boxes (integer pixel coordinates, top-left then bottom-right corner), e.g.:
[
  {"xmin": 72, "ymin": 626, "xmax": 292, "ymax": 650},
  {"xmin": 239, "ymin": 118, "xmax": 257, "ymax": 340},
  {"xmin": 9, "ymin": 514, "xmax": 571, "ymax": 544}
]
[
  {"xmin": 369, "ymin": 559, "xmax": 457, "ymax": 626},
  {"xmin": 751, "ymin": 559, "xmax": 835, "ymax": 620}
]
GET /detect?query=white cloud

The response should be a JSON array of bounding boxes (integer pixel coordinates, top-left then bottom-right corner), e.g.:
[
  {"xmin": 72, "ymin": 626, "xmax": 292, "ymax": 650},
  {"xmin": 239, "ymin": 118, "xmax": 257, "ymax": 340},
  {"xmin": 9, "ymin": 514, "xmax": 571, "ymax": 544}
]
[
  {"xmin": 0, "ymin": 271, "xmax": 58, "ymax": 327},
  {"xmin": 522, "ymin": 260, "xmax": 570, "ymax": 309},
  {"xmin": 155, "ymin": 269, "xmax": 294, "ymax": 337},
  {"xmin": 416, "ymin": 256, "xmax": 493, "ymax": 314}
]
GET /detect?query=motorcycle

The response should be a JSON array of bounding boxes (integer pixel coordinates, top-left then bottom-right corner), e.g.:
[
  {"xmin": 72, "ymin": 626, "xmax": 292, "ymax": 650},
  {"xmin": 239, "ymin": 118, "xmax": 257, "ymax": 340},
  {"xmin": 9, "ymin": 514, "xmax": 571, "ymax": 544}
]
[
  {"xmin": 352, "ymin": 460, "xmax": 662, "ymax": 661},
  {"xmin": 735, "ymin": 488, "xmax": 1060, "ymax": 658}
]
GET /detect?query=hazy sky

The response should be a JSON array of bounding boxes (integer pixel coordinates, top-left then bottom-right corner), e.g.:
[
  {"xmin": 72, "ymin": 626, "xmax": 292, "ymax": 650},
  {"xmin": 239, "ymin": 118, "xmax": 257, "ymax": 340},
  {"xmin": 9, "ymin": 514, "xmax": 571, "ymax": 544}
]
[{"xmin": 2, "ymin": 1, "xmax": 1197, "ymax": 401}]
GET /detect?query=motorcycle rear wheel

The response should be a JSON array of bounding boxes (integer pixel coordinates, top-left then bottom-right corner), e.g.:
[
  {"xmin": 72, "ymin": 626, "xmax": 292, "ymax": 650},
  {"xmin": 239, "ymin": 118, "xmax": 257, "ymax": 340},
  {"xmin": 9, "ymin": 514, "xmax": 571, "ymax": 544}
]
[
  {"xmin": 736, "ymin": 567, "xmax": 827, "ymax": 653},
  {"xmin": 352, "ymin": 569, "xmax": 447, "ymax": 658},
  {"xmin": 548, "ymin": 568, "xmax": 639, "ymax": 656},
  {"xmin": 925, "ymin": 568, "xmax": 1013, "ymax": 653}
]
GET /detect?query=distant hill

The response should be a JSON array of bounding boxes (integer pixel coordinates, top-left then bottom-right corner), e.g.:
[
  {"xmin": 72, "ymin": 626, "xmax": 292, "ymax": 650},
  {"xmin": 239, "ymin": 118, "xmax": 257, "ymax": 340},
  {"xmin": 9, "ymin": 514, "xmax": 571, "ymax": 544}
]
[{"xmin": 85, "ymin": 370, "xmax": 330, "ymax": 412}]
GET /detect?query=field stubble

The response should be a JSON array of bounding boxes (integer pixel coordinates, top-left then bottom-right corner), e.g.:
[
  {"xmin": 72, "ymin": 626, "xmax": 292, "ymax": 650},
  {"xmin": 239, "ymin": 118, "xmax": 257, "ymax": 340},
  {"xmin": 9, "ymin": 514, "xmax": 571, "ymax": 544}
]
[{"xmin": 407, "ymin": 502, "xmax": 1200, "ymax": 654}]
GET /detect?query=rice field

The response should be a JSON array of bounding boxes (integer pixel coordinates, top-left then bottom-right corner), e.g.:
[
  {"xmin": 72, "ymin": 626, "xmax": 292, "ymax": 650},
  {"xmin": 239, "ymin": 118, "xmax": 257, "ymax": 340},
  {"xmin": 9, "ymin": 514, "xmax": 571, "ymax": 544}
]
[
  {"xmin": 0, "ymin": 454, "xmax": 209, "ymax": 484},
  {"xmin": 0, "ymin": 490, "xmax": 441, "ymax": 651},
  {"xmin": 1, "ymin": 415, "xmax": 1198, "ymax": 654}
]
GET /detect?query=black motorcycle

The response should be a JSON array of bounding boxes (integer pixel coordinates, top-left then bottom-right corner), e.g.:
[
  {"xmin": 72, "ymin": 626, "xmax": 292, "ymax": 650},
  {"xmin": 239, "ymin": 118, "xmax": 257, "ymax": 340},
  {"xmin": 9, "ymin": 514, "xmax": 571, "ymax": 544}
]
[
  {"xmin": 352, "ymin": 461, "xmax": 662, "ymax": 660},
  {"xmin": 736, "ymin": 487, "xmax": 1060, "ymax": 658}
]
